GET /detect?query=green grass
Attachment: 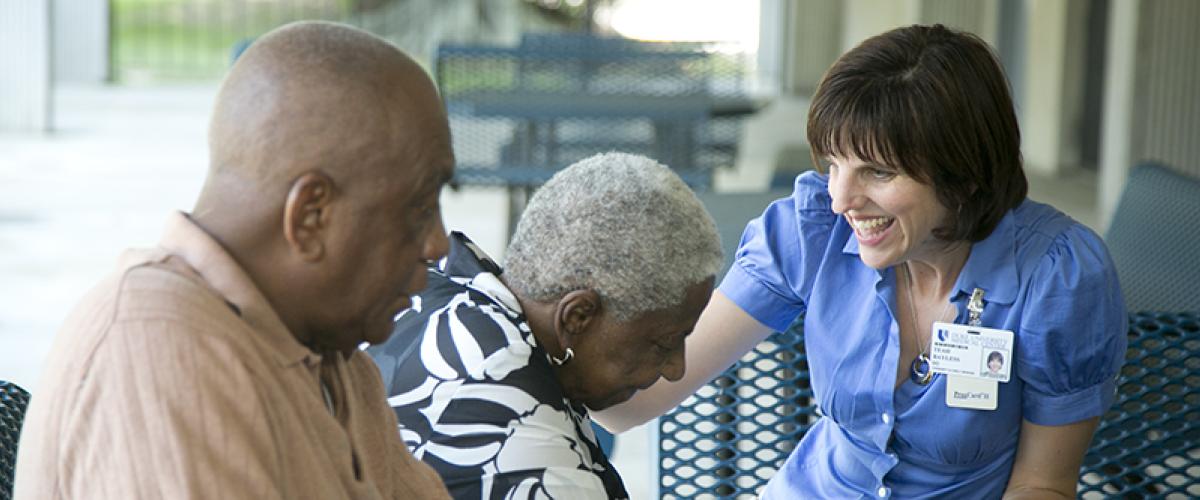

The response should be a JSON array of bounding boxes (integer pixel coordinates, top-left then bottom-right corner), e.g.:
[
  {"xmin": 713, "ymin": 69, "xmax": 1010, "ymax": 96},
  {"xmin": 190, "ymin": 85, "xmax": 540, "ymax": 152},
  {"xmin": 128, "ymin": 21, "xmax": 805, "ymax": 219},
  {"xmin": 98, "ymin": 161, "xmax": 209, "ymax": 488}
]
[
  {"xmin": 109, "ymin": 1, "xmax": 750, "ymax": 87},
  {"xmin": 110, "ymin": 0, "xmax": 357, "ymax": 82}
]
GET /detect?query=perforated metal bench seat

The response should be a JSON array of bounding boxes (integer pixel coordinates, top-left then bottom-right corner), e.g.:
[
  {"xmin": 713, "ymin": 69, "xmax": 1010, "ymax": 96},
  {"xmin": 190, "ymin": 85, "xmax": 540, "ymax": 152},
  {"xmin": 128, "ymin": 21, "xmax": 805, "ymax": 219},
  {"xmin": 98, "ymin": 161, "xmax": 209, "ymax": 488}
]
[{"xmin": 659, "ymin": 312, "xmax": 1200, "ymax": 499}]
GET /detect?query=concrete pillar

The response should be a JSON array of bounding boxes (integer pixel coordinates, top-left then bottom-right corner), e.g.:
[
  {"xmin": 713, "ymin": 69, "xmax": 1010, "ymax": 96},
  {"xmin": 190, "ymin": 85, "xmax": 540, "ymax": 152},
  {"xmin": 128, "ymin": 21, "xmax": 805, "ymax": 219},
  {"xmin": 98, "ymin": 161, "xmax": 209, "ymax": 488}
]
[
  {"xmin": 52, "ymin": 0, "xmax": 109, "ymax": 83},
  {"xmin": 919, "ymin": 0, "xmax": 999, "ymax": 46},
  {"xmin": 756, "ymin": 0, "xmax": 842, "ymax": 97},
  {"xmin": 786, "ymin": 0, "xmax": 842, "ymax": 96},
  {"xmin": 1097, "ymin": 0, "xmax": 1139, "ymax": 231},
  {"xmin": 0, "ymin": 0, "xmax": 52, "ymax": 132},
  {"xmin": 755, "ymin": 0, "xmax": 791, "ymax": 97},
  {"xmin": 1020, "ymin": 0, "xmax": 1073, "ymax": 176},
  {"xmin": 719, "ymin": 0, "xmax": 841, "ymax": 192},
  {"xmin": 841, "ymin": 0, "xmax": 919, "ymax": 51}
]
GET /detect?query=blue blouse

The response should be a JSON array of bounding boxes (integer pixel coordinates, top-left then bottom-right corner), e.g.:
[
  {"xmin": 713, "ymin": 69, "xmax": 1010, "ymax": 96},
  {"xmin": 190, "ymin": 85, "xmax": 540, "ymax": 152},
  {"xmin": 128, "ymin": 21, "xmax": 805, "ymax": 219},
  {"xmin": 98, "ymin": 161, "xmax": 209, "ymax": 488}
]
[{"xmin": 719, "ymin": 171, "xmax": 1126, "ymax": 499}]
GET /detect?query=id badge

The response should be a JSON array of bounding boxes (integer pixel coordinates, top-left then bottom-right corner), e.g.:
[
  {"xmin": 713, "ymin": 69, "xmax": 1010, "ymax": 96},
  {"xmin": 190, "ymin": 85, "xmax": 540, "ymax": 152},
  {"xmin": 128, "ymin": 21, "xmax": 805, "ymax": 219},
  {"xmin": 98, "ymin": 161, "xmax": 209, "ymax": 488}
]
[{"xmin": 928, "ymin": 322, "xmax": 1013, "ymax": 382}]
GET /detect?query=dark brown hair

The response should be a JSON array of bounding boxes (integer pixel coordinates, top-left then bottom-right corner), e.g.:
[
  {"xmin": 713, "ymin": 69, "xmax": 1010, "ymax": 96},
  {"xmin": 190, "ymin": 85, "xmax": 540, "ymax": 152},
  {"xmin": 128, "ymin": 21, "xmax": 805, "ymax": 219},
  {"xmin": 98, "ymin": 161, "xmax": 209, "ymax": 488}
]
[{"xmin": 807, "ymin": 24, "xmax": 1027, "ymax": 242}]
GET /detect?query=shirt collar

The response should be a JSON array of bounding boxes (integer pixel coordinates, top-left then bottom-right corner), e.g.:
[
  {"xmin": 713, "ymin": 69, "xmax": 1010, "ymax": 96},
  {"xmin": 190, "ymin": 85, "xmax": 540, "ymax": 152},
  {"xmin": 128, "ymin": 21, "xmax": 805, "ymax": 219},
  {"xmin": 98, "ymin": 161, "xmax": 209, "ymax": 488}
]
[
  {"xmin": 440, "ymin": 231, "xmax": 523, "ymax": 315},
  {"xmin": 952, "ymin": 211, "xmax": 1019, "ymax": 306},
  {"xmin": 841, "ymin": 211, "xmax": 1019, "ymax": 306},
  {"xmin": 158, "ymin": 211, "xmax": 313, "ymax": 367}
]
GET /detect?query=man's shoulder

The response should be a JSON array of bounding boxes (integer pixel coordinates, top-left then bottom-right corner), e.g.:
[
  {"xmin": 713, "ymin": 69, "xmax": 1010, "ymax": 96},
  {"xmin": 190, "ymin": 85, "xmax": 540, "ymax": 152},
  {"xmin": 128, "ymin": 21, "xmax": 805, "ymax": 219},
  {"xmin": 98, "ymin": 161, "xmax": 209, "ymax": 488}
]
[
  {"xmin": 56, "ymin": 249, "xmax": 246, "ymax": 361},
  {"xmin": 103, "ymin": 253, "xmax": 251, "ymax": 339}
]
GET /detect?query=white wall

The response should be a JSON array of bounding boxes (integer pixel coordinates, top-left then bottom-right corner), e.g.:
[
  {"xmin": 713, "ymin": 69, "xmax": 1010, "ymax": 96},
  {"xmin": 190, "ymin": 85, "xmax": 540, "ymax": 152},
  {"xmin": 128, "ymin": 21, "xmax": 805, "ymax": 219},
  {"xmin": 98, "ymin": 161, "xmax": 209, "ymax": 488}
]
[{"xmin": 0, "ymin": 0, "xmax": 52, "ymax": 132}]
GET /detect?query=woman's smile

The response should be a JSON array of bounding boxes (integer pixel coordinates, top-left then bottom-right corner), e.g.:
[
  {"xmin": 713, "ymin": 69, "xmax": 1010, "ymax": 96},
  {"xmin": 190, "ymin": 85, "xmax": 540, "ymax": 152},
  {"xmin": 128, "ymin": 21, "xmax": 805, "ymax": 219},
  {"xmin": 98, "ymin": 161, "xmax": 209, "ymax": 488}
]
[{"xmin": 848, "ymin": 215, "xmax": 896, "ymax": 246}]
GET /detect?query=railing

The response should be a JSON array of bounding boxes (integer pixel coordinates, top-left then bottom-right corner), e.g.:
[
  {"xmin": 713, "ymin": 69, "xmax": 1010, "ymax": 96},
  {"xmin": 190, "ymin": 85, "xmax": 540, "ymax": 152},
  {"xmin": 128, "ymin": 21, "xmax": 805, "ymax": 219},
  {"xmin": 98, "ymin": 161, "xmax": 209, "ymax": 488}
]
[
  {"xmin": 110, "ymin": 0, "xmax": 371, "ymax": 81},
  {"xmin": 109, "ymin": 0, "xmax": 546, "ymax": 82}
]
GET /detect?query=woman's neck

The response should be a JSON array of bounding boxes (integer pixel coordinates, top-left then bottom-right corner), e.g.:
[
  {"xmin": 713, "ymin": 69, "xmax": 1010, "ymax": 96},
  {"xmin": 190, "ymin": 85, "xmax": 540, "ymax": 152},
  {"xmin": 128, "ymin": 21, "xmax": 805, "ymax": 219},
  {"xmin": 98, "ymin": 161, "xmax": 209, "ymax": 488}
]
[
  {"xmin": 904, "ymin": 241, "xmax": 972, "ymax": 300},
  {"xmin": 498, "ymin": 276, "xmax": 561, "ymax": 355}
]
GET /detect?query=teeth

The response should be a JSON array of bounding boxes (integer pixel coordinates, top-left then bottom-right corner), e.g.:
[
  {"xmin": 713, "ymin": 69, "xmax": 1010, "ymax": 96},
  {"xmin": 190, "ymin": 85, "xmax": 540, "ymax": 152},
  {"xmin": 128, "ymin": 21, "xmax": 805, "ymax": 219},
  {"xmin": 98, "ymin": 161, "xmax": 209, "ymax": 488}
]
[{"xmin": 852, "ymin": 217, "xmax": 892, "ymax": 231}]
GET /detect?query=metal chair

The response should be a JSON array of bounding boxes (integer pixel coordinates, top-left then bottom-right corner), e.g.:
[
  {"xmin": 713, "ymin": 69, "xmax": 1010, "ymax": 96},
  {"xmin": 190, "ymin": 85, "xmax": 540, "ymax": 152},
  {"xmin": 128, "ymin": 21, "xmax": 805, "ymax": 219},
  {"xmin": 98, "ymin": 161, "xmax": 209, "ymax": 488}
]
[
  {"xmin": 1104, "ymin": 162, "xmax": 1200, "ymax": 312},
  {"xmin": 658, "ymin": 313, "xmax": 1200, "ymax": 498},
  {"xmin": 1, "ymin": 381, "xmax": 31, "ymax": 500}
]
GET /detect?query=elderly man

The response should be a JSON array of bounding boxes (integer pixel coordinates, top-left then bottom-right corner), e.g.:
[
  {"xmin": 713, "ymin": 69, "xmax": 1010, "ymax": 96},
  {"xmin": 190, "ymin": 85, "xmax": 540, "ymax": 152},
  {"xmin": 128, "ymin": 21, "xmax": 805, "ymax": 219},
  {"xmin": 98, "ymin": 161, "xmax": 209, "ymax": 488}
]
[{"xmin": 14, "ymin": 22, "xmax": 453, "ymax": 499}]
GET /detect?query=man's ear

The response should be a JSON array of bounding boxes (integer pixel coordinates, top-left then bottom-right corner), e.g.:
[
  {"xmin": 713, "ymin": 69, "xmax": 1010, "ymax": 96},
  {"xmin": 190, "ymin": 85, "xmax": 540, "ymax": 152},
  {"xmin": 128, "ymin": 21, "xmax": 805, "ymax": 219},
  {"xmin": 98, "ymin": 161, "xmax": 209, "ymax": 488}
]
[
  {"xmin": 283, "ymin": 171, "xmax": 336, "ymax": 261},
  {"xmin": 553, "ymin": 289, "xmax": 602, "ymax": 349}
]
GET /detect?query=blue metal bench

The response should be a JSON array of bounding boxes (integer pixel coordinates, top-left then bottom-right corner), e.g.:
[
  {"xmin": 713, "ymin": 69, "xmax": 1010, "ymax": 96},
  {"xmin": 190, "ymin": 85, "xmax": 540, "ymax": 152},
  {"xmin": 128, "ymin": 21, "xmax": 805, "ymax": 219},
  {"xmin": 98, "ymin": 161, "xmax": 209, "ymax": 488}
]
[
  {"xmin": 1078, "ymin": 312, "xmax": 1200, "ymax": 498},
  {"xmin": 658, "ymin": 315, "xmax": 812, "ymax": 499},
  {"xmin": 1104, "ymin": 162, "xmax": 1200, "ymax": 313},
  {"xmin": 1, "ymin": 381, "xmax": 31, "ymax": 500},
  {"xmin": 658, "ymin": 312, "xmax": 1200, "ymax": 498}
]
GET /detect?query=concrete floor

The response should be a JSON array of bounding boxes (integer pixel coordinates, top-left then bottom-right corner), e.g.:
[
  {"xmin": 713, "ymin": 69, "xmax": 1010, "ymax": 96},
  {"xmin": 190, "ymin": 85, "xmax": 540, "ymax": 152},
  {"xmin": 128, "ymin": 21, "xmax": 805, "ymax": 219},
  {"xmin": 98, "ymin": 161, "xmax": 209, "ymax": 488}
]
[{"xmin": 0, "ymin": 84, "xmax": 1101, "ymax": 499}]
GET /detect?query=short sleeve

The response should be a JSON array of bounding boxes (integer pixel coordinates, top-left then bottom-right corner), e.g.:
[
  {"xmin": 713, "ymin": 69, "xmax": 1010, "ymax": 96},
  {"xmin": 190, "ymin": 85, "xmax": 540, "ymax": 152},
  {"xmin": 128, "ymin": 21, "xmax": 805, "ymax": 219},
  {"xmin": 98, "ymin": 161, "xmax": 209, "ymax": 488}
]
[
  {"xmin": 1017, "ymin": 224, "xmax": 1127, "ymax": 426},
  {"xmin": 719, "ymin": 171, "xmax": 838, "ymax": 332}
]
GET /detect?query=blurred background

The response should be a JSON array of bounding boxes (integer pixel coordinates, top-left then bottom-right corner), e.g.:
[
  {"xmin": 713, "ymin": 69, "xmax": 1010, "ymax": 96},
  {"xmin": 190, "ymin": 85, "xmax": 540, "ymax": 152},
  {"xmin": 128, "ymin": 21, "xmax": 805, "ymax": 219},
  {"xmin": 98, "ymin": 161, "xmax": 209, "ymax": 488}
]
[{"xmin": 2, "ymin": 1, "xmax": 1198, "ymax": 498}]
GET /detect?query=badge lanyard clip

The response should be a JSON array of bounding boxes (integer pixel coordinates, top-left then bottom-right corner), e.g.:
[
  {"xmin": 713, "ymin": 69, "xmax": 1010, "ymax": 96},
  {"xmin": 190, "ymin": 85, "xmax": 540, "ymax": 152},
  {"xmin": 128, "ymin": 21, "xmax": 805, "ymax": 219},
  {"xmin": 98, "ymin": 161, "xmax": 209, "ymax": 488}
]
[{"xmin": 967, "ymin": 288, "xmax": 985, "ymax": 327}]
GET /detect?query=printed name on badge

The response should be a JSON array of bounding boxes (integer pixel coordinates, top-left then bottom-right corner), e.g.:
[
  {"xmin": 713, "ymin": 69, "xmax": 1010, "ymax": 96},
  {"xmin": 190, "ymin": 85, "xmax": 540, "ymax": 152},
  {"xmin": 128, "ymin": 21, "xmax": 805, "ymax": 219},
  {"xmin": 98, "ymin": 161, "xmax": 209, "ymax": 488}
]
[{"xmin": 928, "ymin": 322, "xmax": 1013, "ymax": 382}]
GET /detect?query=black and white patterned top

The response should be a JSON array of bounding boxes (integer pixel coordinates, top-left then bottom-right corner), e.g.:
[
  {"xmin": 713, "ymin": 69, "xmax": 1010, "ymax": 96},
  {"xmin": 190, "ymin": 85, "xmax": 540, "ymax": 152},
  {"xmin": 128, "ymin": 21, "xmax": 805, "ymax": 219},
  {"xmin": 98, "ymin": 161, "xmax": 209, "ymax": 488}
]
[{"xmin": 368, "ymin": 232, "xmax": 629, "ymax": 500}]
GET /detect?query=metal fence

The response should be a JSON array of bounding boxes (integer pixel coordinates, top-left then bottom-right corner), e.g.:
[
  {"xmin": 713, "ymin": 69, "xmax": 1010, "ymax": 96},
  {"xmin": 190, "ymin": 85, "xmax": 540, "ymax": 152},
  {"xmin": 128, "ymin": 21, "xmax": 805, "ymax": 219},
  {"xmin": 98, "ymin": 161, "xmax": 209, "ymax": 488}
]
[
  {"xmin": 110, "ymin": 0, "xmax": 363, "ymax": 81},
  {"xmin": 108, "ymin": 0, "xmax": 547, "ymax": 82}
]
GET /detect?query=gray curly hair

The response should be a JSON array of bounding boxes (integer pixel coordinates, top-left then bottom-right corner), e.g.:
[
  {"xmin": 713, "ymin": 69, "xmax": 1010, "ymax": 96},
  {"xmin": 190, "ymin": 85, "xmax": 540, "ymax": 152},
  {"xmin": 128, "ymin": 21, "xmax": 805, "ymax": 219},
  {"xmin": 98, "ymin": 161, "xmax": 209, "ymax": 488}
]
[{"xmin": 504, "ymin": 152, "xmax": 723, "ymax": 322}]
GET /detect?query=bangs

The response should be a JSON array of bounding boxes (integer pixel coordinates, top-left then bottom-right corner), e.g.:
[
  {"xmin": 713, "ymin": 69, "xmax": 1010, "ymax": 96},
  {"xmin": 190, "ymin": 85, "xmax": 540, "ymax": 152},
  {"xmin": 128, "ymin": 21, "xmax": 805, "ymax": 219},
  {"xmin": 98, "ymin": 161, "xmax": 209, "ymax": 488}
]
[
  {"xmin": 802, "ymin": 24, "xmax": 1027, "ymax": 242},
  {"xmin": 807, "ymin": 76, "xmax": 926, "ymax": 179}
]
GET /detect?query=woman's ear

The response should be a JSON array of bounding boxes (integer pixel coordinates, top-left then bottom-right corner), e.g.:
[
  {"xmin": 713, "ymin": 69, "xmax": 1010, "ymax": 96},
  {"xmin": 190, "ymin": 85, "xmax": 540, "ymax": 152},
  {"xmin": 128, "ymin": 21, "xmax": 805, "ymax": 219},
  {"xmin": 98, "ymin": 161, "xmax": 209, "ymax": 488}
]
[
  {"xmin": 553, "ymin": 289, "xmax": 602, "ymax": 350},
  {"xmin": 282, "ymin": 171, "xmax": 336, "ymax": 261}
]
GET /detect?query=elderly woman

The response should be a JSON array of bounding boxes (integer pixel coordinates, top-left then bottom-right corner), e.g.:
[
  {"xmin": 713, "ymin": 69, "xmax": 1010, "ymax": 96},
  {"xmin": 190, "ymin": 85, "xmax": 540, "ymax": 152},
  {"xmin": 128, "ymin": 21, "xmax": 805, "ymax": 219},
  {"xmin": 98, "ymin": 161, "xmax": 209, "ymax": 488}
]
[
  {"xmin": 368, "ymin": 152, "xmax": 722, "ymax": 499},
  {"xmin": 595, "ymin": 25, "xmax": 1126, "ymax": 499}
]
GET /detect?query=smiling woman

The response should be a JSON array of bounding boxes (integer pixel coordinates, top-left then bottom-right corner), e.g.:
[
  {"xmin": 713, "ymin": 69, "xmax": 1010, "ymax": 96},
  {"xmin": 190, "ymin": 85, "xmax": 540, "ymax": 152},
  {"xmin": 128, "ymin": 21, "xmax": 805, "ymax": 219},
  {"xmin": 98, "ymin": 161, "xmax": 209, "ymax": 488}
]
[
  {"xmin": 594, "ymin": 24, "xmax": 1127, "ymax": 499},
  {"xmin": 367, "ymin": 152, "xmax": 723, "ymax": 500}
]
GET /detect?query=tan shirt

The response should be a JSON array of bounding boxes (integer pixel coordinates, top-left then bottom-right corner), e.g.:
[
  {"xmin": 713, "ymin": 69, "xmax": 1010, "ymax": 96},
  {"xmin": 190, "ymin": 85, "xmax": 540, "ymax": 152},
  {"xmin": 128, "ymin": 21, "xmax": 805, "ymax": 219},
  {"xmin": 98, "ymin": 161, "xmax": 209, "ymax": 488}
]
[{"xmin": 14, "ymin": 212, "xmax": 451, "ymax": 499}]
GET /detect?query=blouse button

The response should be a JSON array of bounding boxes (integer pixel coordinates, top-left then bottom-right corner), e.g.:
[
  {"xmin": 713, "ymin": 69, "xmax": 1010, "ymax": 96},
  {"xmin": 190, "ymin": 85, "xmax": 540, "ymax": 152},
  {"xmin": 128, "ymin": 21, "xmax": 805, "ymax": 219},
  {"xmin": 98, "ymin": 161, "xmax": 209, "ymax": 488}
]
[
  {"xmin": 881, "ymin": 412, "xmax": 890, "ymax": 424},
  {"xmin": 877, "ymin": 486, "xmax": 889, "ymax": 497}
]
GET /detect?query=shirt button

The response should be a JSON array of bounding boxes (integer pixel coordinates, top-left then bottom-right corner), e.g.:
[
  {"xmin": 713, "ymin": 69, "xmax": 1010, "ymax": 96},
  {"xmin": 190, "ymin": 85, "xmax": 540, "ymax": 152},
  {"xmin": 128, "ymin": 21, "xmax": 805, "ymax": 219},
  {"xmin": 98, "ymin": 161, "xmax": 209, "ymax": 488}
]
[
  {"xmin": 877, "ymin": 486, "xmax": 889, "ymax": 497},
  {"xmin": 881, "ymin": 412, "xmax": 890, "ymax": 424}
]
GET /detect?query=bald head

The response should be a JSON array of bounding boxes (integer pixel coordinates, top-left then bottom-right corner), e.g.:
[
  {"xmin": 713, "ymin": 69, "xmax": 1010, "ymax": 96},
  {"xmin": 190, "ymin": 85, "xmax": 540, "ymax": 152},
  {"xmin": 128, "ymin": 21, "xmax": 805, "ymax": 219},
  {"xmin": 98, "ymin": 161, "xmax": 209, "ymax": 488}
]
[
  {"xmin": 193, "ymin": 22, "xmax": 454, "ymax": 353},
  {"xmin": 206, "ymin": 21, "xmax": 446, "ymax": 192}
]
